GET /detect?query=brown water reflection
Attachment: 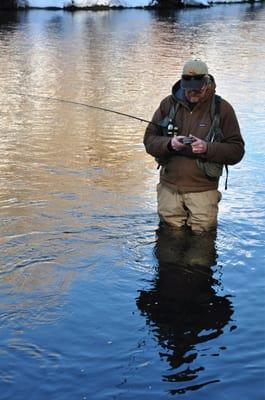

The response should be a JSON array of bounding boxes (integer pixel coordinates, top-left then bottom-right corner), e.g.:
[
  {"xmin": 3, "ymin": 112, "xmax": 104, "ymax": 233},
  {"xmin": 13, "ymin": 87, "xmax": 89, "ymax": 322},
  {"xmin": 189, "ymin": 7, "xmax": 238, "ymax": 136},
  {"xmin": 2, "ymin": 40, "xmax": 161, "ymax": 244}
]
[{"xmin": 1, "ymin": 5, "xmax": 264, "ymax": 208}]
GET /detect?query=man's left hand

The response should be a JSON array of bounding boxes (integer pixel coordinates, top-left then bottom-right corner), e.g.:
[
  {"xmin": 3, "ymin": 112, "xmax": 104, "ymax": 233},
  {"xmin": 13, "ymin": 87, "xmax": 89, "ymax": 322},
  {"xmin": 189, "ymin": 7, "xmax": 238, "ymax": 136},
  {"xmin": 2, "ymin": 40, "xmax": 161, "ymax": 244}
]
[{"xmin": 191, "ymin": 136, "xmax": 208, "ymax": 154}]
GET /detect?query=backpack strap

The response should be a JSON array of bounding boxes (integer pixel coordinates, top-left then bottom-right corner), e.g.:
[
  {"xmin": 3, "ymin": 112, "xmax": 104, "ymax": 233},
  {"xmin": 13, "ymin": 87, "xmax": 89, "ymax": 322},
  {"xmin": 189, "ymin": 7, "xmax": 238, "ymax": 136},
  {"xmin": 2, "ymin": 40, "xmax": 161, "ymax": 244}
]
[
  {"xmin": 224, "ymin": 164, "xmax": 228, "ymax": 190},
  {"xmin": 206, "ymin": 94, "xmax": 223, "ymax": 143},
  {"xmin": 169, "ymin": 101, "xmax": 180, "ymax": 120},
  {"xmin": 210, "ymin": 95, "xmax": 229, "ymax": 190}
]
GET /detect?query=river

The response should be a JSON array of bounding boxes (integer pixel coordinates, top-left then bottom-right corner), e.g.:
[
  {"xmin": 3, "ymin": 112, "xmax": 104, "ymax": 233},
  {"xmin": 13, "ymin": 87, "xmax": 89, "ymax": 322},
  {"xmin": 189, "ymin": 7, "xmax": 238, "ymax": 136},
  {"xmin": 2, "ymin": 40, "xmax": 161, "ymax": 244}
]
[{"xmin": 0, "ymin": 4, "xmax": 264, "ymax": 399}]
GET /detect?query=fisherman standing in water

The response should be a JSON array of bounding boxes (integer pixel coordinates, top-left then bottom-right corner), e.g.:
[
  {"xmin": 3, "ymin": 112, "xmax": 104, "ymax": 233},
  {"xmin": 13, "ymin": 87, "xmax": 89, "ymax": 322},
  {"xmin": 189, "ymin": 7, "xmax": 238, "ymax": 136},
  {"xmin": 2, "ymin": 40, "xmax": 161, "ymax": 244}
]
[{"xmin": 144, "ymin": 59, "xmax": 245, "ymax": 233}]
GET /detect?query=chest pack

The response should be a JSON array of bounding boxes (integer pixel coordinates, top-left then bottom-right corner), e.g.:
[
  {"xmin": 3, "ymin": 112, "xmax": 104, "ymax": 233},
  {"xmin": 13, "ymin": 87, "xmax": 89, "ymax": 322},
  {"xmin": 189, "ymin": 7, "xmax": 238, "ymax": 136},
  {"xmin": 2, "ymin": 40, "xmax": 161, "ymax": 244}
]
[{"xmin": 158, "ymin": 94, "xmax": 229, "ymax": 189}]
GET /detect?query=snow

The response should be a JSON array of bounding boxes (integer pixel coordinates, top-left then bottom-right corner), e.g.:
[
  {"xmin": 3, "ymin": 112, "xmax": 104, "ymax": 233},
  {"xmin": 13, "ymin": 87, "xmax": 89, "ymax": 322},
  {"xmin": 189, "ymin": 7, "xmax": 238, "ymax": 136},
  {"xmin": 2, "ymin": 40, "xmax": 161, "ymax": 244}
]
[
  {"xmin": 184, "ymin": 0, "xmax": 209, "ymax": 6},
  {"xmin": 17, "ymin": 0, "xmax": 261, "ymax": 8},
  {"xmin": 19, "ymin": 0, "xmax": 154, "ymax": 7}
]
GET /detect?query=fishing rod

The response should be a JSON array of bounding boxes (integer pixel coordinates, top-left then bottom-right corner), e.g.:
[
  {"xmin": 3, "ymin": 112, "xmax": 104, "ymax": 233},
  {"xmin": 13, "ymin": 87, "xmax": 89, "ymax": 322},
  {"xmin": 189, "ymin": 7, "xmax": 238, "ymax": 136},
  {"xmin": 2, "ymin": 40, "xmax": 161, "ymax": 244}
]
[{"xmin": 11, "ymin": 92, "xmax": 160, "ymax": 127}]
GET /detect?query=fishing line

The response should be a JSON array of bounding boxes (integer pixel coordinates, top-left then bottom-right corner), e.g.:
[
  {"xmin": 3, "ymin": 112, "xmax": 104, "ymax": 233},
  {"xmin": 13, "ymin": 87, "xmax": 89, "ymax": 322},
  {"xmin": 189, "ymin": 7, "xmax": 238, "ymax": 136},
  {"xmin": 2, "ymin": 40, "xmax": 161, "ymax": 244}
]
[{"xmin": 11, "ymin": 92, "xmax": 159, "ymax": 127}]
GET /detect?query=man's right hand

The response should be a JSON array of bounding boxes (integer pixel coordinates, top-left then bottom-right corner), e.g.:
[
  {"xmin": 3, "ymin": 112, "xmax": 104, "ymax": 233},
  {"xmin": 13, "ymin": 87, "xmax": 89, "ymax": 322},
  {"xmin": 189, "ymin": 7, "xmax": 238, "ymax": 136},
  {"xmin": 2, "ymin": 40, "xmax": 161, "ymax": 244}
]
[{"xmin": 171, "ymin": 136, "xmax": 187, "ymax": 151}]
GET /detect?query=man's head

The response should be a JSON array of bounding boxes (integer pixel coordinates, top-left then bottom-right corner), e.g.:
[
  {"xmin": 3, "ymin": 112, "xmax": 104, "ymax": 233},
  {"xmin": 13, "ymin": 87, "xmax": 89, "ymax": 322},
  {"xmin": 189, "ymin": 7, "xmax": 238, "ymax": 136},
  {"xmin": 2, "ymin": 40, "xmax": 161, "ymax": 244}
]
[{"xmin": 181, "ymin": 59, "xmax": 210, "ymax": 103}]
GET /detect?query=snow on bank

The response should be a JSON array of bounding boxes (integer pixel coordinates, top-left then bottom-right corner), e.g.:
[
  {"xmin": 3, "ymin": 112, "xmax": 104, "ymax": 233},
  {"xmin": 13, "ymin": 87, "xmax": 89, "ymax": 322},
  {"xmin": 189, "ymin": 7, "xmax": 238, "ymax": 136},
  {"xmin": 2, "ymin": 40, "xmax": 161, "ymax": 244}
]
[
  {"xmin": 18, "ymin": 0, "xmax": 155, "ymax": 7},
  {"xmin": 17, "ymin": 0, "xmax": 262, "ymax": 8}
]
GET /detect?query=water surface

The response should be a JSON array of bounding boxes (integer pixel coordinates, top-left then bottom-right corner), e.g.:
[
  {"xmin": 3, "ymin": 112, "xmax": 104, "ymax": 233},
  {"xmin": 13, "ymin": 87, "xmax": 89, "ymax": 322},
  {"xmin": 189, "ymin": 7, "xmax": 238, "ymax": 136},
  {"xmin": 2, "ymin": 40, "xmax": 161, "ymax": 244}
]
[{"xmin": 0, "ymin": 4, "xmax": 264, "ymax": 399}]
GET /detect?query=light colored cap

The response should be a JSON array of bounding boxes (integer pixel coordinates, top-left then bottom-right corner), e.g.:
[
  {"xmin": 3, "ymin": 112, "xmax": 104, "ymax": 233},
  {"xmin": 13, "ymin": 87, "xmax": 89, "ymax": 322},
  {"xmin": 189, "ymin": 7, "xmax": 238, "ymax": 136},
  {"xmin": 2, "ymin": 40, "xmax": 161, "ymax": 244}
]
[{"xmin": 182, "ymin": 59, "xmax": 208, "ymax": 76}]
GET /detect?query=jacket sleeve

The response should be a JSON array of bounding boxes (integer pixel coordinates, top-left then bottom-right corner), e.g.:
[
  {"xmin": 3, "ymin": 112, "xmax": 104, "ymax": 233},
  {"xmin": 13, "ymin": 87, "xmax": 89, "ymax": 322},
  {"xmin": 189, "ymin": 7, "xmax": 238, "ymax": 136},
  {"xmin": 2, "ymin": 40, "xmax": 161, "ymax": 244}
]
[
  {"xmin": 143, "ymin": 97, "xmax": 174, "ymax": 159},
  {"xmin": 205, "ymin": 100, "xmax": 245, "ymax": 165}
]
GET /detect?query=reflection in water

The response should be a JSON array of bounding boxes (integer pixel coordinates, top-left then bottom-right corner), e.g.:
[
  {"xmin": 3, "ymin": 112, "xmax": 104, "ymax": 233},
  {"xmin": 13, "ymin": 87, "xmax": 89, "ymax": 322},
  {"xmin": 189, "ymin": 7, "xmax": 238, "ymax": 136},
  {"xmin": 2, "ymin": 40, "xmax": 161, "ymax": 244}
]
[{"xmin": 137, "ymin": 226, "xmax": 234, "ymax": 394}]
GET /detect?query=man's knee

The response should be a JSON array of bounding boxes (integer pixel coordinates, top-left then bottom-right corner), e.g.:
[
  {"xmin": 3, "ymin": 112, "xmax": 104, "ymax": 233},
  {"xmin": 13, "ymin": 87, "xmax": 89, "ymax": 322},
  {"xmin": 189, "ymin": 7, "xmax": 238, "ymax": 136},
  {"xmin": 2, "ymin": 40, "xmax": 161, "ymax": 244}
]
[
  {"xmin": 185, "ymin": 190, "xmax": 220, "ymax": 232},
  {"xmin": 157, "ymin": 183, "xmax": 187, "ymax": 228}
]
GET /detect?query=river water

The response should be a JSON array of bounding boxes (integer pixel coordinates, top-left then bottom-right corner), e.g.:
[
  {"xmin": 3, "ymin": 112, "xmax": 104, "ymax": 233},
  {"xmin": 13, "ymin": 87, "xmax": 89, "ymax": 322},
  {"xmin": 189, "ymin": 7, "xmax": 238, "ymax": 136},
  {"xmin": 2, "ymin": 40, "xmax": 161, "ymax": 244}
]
[{"xmin": 0, "ymin": 4, "xmax": 264, "ymax": 399}]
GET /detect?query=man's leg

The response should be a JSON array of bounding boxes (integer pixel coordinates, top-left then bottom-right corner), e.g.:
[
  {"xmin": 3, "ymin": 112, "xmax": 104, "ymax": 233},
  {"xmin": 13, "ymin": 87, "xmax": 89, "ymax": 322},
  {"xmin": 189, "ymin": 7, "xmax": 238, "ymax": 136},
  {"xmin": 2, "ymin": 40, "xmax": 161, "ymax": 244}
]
[
  {"xmin": 183, "ymin": 190, "xmax": 221, "ymax": 233},
  {"xmin": 157, "ymin": 183, "xmax": 187, "ymax": 228}
]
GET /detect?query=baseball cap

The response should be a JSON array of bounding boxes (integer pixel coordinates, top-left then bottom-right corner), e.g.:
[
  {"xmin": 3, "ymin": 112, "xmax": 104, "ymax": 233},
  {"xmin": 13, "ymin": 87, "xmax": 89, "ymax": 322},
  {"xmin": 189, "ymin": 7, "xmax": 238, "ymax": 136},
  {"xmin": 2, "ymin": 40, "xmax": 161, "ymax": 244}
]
[{"xmin": 181, "ymin": 59, "xmax": 209, "ymax": 90}]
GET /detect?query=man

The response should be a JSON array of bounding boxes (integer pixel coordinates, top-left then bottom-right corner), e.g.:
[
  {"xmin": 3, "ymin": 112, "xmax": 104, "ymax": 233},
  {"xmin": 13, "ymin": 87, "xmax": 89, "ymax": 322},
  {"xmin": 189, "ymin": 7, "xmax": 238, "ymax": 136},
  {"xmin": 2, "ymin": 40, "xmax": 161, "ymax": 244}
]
[{"xmin": 144, "ymin": 59, "xmax": 245, "ymax": 233}]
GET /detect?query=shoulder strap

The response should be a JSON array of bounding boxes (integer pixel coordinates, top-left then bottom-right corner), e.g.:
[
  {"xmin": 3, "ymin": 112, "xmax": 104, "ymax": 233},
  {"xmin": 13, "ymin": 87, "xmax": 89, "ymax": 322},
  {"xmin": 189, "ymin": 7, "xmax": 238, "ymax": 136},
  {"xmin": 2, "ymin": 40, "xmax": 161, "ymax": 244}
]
[
  {"xmin": 224, "ymin": 164, "xmax": 228, "ymax": 190},
  {"xmin": 169, "ymin": 101, "xmax": 180, "ymax": 120},
  {"xmin": 211, "ymin": 95, "xmax": 229, "ymax": 190},
  {"xmin": 210, "ymin": 94, "xmax": 221, "ymax": 121},
  {"xmin": 207, "ymin": 95, "xmax": 222, "ymax": 143}
]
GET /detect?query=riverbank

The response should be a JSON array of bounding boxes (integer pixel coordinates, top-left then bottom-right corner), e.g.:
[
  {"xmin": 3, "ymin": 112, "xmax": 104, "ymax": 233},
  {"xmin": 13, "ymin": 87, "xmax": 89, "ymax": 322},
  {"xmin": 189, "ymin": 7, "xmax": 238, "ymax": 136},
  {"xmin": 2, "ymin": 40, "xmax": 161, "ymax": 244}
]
[{"xmin": 0, "ymin": 0, "xmax": 264, "ymax": 11}]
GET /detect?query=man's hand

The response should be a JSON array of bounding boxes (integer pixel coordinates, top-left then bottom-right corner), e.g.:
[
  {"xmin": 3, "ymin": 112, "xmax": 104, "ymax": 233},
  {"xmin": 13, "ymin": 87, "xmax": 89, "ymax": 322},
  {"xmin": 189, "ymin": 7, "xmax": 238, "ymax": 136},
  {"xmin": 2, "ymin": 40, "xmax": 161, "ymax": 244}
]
[
  {"xmin": 191, "ymin": 136, "xmax": 208, "ymax": 154},
  {"xmin": 171, "ymin": 136, "xmax": 186, "ymax": 151}
]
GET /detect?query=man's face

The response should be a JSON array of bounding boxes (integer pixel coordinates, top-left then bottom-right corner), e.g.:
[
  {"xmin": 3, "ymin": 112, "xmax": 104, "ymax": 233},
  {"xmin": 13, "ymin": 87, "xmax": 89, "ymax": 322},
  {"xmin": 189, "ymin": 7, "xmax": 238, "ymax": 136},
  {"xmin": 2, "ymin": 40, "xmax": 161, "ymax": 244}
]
[{"xmin": 185, "ymin": 84, "xmax": 208, "ymax": 103}]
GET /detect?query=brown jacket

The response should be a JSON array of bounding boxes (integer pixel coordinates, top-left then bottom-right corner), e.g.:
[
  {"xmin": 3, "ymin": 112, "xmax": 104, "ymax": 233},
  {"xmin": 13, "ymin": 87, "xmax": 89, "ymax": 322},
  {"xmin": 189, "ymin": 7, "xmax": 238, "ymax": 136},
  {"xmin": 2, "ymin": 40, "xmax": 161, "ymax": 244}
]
[{"xmin": 144, "ymin": 78, "xmax": 245, "ymax": 193}]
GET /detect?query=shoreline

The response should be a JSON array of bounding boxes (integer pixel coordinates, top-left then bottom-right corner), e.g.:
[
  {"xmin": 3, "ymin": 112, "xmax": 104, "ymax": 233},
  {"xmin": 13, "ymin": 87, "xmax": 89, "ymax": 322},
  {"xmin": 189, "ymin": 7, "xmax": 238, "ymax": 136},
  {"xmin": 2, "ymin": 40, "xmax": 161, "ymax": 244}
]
[{"xmin": 0, "ymin": 1, "xmax": 263, "ymax": 11}]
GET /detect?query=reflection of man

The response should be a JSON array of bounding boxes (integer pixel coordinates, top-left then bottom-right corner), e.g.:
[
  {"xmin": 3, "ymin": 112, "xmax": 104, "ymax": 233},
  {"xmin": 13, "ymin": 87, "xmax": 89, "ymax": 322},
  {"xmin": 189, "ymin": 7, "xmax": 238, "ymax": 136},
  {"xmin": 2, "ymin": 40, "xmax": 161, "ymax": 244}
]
[
  {"xmin": 144, "ymin": 59, "xmax": 245, "ymax": 233},
  {"xmin": 136, "ymin": 226, "xmax": 234, "ymax": 390}
]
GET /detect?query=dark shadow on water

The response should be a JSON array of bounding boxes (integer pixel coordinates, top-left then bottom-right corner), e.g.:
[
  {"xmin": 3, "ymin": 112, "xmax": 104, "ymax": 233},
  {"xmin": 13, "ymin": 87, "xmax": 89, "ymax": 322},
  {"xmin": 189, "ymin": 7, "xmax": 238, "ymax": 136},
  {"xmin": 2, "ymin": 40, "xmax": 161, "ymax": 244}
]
[{"xmin": 136, "ymin": 225, "xmax": 234, "ymax": 394}]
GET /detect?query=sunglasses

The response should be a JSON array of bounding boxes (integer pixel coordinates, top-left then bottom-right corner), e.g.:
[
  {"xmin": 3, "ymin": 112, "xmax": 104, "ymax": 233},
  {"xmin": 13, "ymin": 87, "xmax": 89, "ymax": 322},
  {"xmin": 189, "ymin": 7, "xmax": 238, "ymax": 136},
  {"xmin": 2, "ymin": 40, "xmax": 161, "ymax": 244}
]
[{"xmin": 182, "ymin": 74, "xmax": 206, "ymax": 81}]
